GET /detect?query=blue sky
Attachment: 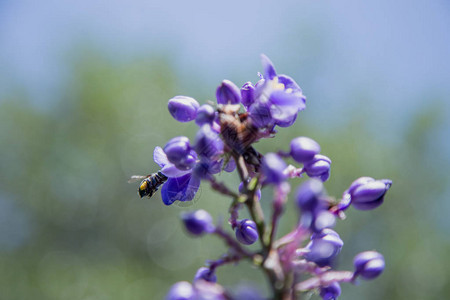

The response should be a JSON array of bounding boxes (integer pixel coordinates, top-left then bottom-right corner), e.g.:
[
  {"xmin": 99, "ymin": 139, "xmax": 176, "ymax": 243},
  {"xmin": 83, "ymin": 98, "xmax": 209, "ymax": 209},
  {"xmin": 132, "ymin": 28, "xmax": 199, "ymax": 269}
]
[{"xmin": 0, "ymin": 0, "xmax": 449, "ymax": 136}]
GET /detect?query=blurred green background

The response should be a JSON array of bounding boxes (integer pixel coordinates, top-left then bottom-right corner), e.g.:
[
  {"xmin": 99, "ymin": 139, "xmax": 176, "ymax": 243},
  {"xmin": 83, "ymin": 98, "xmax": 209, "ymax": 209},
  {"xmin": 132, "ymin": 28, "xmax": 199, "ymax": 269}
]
[{"xmin": 1, "ymin": 1, "xmax": 449, "ymax": 299}]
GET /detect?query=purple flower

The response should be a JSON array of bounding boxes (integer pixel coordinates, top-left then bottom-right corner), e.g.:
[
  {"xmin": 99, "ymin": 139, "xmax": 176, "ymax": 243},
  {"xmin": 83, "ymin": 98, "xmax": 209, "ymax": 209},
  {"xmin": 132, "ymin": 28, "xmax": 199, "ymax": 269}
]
[
  {"xmin": 216, "ymin": 80, "xmax": 241, "ymax": 105},
  {"xmin": 181, "ymin": 210, "xmax": 214, "ymax": 236},
  {"xmin": 248, "ymin": 54, "xmax": 306, "ymax": 128},
  {"xmin": 235, "ymin": 219, "xmax": 258, "ymax": 245},
  {"xmin": 320, "ymin": 282, "xmax": 341, "ymax": 300},
  {"xmin": 193, "ymin": 267, "xmax": 217, "ymax": 283},
  {"xmin": 304, "ymin": 229, "xmax": 343, "ymax": 267},
  {"xmin": 161, "ymin": 173, "xmax": 201, "ymax": 206},
  {"xmin": 168, "ymin": 96, "xmax": 200, "ymax": 122},
  {"xmin": 347, "ymin": 177, "xmax": 392, "ymax": 210},
  {"xmin": 164, "ymin": 136, "xmax": 197, "ymax": 171},
  {"xmin": 290, "ymin": 137, "xmax": 321, "ymax": 163},
  {"xmin": 195, "ymin": 104, "xmax": 216, "ymax": 126},
  {"xmin": 303, "ymin": 154, "xmax": 331, "ymax": 182},
  {"xmin": 166, "ymin": 281, "xmax": 195, "ymax": 300},
  {"xmin": 353, "ymin": 251, "xmax": 385, "ymax": 280},
  {"xmin": 261, "ymin": 153, "xmax": 287, "ymax": 184},
  {"xmin": 194, "ymin": 124, "xmax": 224, "ymax": 160},
  {"xmin": 154, "ymin": 147, "xmax": 200, "ymax": 205}
]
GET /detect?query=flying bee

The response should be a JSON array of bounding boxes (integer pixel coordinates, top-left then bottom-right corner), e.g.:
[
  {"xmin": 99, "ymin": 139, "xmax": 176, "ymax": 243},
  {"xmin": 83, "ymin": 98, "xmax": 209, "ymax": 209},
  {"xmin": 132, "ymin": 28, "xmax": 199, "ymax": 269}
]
[{"xmin": 128, "ymin": 171, "xmax": 168, "ymax": 198}]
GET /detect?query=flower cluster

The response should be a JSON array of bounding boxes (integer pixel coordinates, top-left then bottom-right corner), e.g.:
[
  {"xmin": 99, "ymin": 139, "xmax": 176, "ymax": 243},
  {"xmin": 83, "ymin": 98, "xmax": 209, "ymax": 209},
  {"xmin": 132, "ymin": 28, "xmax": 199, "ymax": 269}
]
[{"xmin": 133, "ymin": 55, "xmax": 392, "ymax": 300}]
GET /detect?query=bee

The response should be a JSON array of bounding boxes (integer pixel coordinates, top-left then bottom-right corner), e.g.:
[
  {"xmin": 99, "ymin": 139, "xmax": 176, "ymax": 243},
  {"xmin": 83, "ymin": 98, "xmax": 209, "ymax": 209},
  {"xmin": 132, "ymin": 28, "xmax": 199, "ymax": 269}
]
[
  {"xmin": 128, "ymin": 171, "xmax": 168, "ymax": 198},
  {"xmin": 218, "ymin": 104, "xmax": 262, "ymax": 172}
]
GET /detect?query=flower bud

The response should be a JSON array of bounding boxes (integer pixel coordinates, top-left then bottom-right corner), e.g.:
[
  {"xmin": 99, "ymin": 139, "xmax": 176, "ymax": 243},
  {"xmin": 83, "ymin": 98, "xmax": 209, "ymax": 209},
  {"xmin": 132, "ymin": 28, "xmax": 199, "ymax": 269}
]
[
  {"xmin": 168, "ymin": 96, "xmax": 199, "ymax": 122},
  {"xmin": 193, "ymin": 267, "xmax": 217, "ymax": 283},
  {"xmin": 195, "ymin": 104, "xmax": 216, "ymax": 126},
  {"xmin": 261, "ymin": 153, "xmax": 287, "ymax": 184},
  {"xmin": 312, "ymin": 210, "xmax": 336, "ymax": 232},
  {"xmin": 241, "ymin": 82, "xmax": 255, "ymax": 108},
  {"xmin": 296, "ymin": 179, "xmax": 326, "ymax": 212},
  {"xmin": 194, "ymin": 124, "xmax": 224, "ymax": 160},
  {"xmin": 223, "ymin": 157, "xmax": 236, "ymax": 172},
  {"xmin": 166, "ymin": 281, "xmax": 195, "ymax": 300},
  {"xmin": 181, "ymin": 210, "xmax": 214, "ymax": 236},
  {"xmin": 194, "ymin": 280, "xmax": 226, "ymax": 300},
  {"xmin": 305, "ymin": 229, "xmax": 343, "ymax": 267},
  {"xmin": 235, "ymin": 219, "xmax": 258, "ymax": 245},
  {"xmin": 303, "ymin": 154, "xmax": 331, "ymax": 182},
  {"xmin": 320, "ymin": 282, "xmax": 341, "ymax": 300},
  {"xmin": 216, "ymin": 80, "xmax": 241, "ymax": 104},
  {"xmin": 348, "ymin": 177, "xmax": 392, "ymax": 210},
  {"xmin": 353, "ymin": 251, "xmax": 385, "ymax": 280},
  {"xmin": 290, "ymin": 137, "xmax": 321, "ymax": 163},
  {"xmin": 164, "ymin": 137, "xmax": 197, "ymax": 170}
]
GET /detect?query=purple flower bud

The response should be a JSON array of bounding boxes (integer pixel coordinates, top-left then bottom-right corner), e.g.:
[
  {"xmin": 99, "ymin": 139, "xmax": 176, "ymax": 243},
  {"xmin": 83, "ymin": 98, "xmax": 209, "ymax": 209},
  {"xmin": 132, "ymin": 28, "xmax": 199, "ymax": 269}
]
[
  {"xmin": 320, "ymin": 282, "xmax": 341, "ymax": 300},
  {"xmin": 261, "ymin": 153, "xmax": 287, "ymax": 184},
  {"xmin": 290, "ymin": 137, "xmax": 321, "ymax": 163},
  {"xmin": 164, "ymin": 137, "xmax": 197, "ymax": 170},
  {"xmin": 349, "ymin": 177, "xmax": 392, "ymax": 210},
  {"xmin": 216, "ymin": 80, "xmax": 241, "ymax": 105},
  {"xmin": 303, "ymin": 154, "xmax": 331, "ymax": 182},
  {"xmin": 195, "ymin": 104, "xmax": 216, "ymax": 126},
  {"xmin": 181, "ymin": 210, "xmax": 214, "ymax": 236},
  {"xmin": 168, "ymin": 96, "xmax": 200, "ymax": 122},
  {"xmin": 296, "ymin": 179, "xmax": 326, "ymax": 212},
  {"xmin": 235, "ymin": 219, "xmax": 258, "ymax": 245},
  {"xmin": 193, "ymin": 280, "xmax": 226, "ymax": 300},
  {"xmin": 193, "ymin": 267, "xmax": 217, "ymax": 283},
  {"xmin": 312, "ymin": 210, "xmax": 336, "ymax": 232},
  {"xmin": 353, "ymin": 251, "xmax": 385, "ymax": 280},
  {"xmin": 166, "ymin": 281, "xmax": 195, "ymax": 300},
  {"xmin": 305, "ymin": 229, "xmax": 343, "ymax": 267},
  {"xmin": 238, "ymin": 182, "xmax": 261, "ymax": 201},
  {"xmin": 241, "ymin": 82, "xmax": 255, "ymax": 108},
  {"xmin": 194, "ymin": 124, "xmax": 224, "ymax": 160}
]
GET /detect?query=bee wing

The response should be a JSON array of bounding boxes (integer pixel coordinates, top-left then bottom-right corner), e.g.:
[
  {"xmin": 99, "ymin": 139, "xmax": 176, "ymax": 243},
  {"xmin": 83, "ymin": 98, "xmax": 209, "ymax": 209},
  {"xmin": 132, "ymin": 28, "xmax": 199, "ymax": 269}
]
[{"xmin": 128, "ymin": 175, "xmax": 148, "ymax": 183}]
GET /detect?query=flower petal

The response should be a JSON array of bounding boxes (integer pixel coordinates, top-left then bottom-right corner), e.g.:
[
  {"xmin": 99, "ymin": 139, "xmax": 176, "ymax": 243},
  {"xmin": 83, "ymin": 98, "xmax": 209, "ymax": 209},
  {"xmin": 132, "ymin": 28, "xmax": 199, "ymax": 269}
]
[
  {"xmin": 261, "ymin": 54, "xmax": 277, "ymax": 80},
  {"xmin": 153, "ymin": 146, "xmax": 169, "ymax": 168},
  {"xmin": 278, "ymin": 74, "xmax": 302, "ymax": 93},
  {"xmin": 161, "ymin": 174, "xmax": 200, "ymax": 205}
]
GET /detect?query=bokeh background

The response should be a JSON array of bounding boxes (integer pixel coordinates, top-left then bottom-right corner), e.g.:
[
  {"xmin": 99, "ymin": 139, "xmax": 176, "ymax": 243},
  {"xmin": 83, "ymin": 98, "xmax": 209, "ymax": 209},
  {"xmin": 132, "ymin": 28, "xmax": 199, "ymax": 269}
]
[{"xmin": 1, "ymin": 1, "xmax": 449, "ymax": 299}]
